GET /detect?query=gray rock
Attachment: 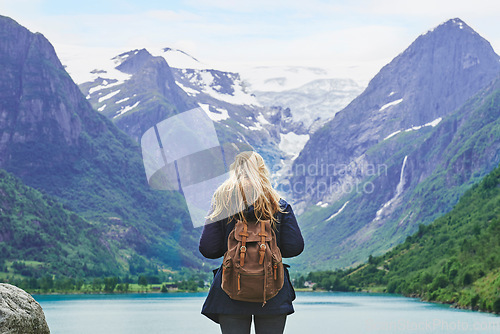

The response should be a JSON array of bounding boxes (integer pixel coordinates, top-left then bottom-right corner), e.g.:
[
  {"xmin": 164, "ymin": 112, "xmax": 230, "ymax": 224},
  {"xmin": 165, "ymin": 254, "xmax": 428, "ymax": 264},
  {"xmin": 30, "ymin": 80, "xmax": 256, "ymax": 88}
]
[{"xmin": 0, "ymin": 283, "xmax": 50, "ymax": 334}]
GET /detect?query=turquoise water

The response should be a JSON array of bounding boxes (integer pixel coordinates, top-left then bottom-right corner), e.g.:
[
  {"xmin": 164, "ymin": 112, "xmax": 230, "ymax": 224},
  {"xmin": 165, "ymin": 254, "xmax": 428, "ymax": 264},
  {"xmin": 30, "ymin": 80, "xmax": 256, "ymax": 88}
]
[{"xmin": 35, "ymin": 292, "xmax": 500, "ymax": 333}]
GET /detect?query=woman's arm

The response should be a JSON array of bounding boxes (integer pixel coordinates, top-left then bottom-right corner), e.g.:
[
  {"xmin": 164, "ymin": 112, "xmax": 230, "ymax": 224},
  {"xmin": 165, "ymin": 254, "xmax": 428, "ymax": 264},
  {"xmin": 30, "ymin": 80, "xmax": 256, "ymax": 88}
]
[
  {"xmin": 199, "ymin": 219, "xmax": 226, "ymax": 259},
  {"xmin": 279, "ymin": 204, "xmax": 304, "ymax": 258}
]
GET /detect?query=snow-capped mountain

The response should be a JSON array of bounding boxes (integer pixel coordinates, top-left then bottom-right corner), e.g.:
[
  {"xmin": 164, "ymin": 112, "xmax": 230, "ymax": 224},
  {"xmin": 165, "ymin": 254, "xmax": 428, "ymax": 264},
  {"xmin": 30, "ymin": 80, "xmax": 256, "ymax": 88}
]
[
  {"xmin": 76, "ymin": 48, "xmax": 295, "ymax": 179},
  {"xmin": 79, "ymin": 48, "xmax": 195, "ymax": 141},
  {"xmin": 75, "ymin": 46, "xmax": 363, "ymax": 185},
  {"xmin": 287, "ymin": 18, "xmax": 500, "ymax": 270},
  {"xmin": 292, "ymin": 18, "xmax": 500, "ymax": 209}
]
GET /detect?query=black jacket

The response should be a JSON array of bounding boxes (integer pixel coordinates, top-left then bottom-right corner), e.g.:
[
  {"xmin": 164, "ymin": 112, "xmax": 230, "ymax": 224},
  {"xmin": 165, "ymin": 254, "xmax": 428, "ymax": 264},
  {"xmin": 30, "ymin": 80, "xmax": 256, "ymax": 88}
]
[{"xmin": 199, "ymin": 198, "xmax": 304, "ymax": 323}]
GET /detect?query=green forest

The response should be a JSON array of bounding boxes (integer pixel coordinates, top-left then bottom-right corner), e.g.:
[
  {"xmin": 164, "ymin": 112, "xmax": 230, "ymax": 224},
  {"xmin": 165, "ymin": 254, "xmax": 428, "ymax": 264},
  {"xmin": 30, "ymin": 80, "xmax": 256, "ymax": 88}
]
[{"xmin": 0, "ymin": 168, "xmax": 211, "ymax": 293}]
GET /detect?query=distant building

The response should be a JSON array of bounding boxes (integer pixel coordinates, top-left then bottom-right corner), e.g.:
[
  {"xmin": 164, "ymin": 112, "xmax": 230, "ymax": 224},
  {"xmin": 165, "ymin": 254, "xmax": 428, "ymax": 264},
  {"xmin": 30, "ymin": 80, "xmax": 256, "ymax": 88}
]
[{"xmin": 304, "ymin": 281, "xmax": 315, "ymax": 288}]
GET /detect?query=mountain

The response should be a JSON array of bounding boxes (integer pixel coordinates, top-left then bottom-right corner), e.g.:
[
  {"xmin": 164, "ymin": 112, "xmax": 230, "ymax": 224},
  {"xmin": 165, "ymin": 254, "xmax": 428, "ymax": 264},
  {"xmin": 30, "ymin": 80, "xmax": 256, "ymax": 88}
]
[
  {"xmin": 78, "ymin": 47, "xmax": 288, "ymax": 172},
  {"xmin": 79, "ymin": 48, "xmax": 197, "ymax": 142},
  {"xmin": 0, "ymin": 15, "xmax": 205, "ymax": 274},
  {"xmin": 76, "ymin": 47, "xmax": 364, "ymax": 182},
  {"xmin": 288, "ymin": 18, "xmax": 500, "ymax": 270},
  {"xmin": 239, "ymin": 65, "xmax": 365, "ymax": 133},
  {"xmin": 309, "ymin": 162, "xmax": 500, "ymax": 313}
]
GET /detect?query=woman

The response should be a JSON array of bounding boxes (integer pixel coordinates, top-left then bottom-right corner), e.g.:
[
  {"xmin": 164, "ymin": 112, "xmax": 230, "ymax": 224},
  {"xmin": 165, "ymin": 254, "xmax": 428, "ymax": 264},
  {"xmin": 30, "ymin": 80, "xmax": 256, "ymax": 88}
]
[{"xmin": 199, "ymin": 151, "xmax": 304, "ymax": 334}]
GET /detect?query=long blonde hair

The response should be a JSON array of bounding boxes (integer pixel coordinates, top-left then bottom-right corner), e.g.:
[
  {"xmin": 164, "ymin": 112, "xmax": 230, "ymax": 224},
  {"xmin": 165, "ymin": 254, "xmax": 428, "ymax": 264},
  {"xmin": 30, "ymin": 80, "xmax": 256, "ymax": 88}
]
[{"xmin": 207, "ymin": 151, "xmax": 282, "ymax": 227}]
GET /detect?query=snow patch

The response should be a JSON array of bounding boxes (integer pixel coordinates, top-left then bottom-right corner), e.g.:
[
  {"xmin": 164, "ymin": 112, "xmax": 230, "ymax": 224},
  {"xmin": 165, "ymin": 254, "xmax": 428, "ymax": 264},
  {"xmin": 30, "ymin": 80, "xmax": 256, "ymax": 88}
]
[
  {"xmin": 198, "ymin": 103, "xmax": 229, "ymax": 121},
  {"xmin": 384, "ymin": 117, "xmax": 442, "ymax": 141},
  {"xmin": 326, "ymin": 201, "xmax": 350, "ymax": 221},
  {"xmin": 98, "ymin": 104, "xmax": 106, "ymax": 112},
  {"xmin": 198, "ymin": 71, "xmax": 214, "ymax": 87},
  {"xmin": 384, "ymin": 130, "xmax": 402, "ymax": 141},
  {"xmin": 175, "ymin": 81, "xmax": 200, "ymax": 96},
  {"xmin": 256, "ymin": 113, "xmax": 270, "ymax": 125},
  {"xmin": 451, "ymin": 18, "xmax": 464, "ymax": 29},
  {"xmin": 55, "ymin": 44, "xmax": 134, "ymax": 85},
  {"xmin": 88, "ymin": 74, "xmax": 130, "ymax": 94},
  {"xmin": 424, "ymin": 19, "xmax": 467, "ymax": 37},
  {"xmin": 238, "ymin": 122, "xmax": 249, "ymax": 129},
  {"xmin": 114, "ymin": 101, "xmax": 140, "ymax": 118},
  {"xmin": 379, "ymin": 98, "xmax": 403, "ymax": 111},
  {"xmin": 115, "ymin": 97, "xmax": 130, "ymax": 104},
  {"xmin": 151, "ymin": 47, "xmax": 209, "ymax": 70},
  {"xmin": 404, "ymin": 117, "xmax": 442, "ymax": 133},
  {"xmin": 254, "ymin": 78, "xmax": 364, "ymax": 130},
  {"xmin": 248, "ymin": 123, "xmax": 263, "ymax": 131},
  {"xmin": 98, "ymin": 90, "xmax": 120, "ymax": 103},
  {"xmin": 316, "ymin": 201, "xmax": 328, "ymax": 208},
  {"xmin": 68, "ymin": 49, "xmax": 132, "ymax": 89},
  {"xmin": 279, "ymin": 132, "xmax": 310, "ymax": 160},
  {"xmin": 425, "ymin": 117, "xmax": 442, "ymax": 127},
  {"xmin": 207, "ymin": 82, "xmax": 260, "ymax": 106},
  {"xmin": 187, "ymin": 69, "xmax": 260, "ymax": 106},
  {"xmin": 112, "ymin": 53, "xmax": 129, "ymax": 66}
]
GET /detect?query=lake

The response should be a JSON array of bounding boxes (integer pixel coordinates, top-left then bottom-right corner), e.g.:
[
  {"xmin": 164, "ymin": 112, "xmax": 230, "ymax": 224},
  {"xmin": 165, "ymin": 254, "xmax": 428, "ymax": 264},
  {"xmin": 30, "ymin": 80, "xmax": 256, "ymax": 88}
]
[{"xmin": 35, "ymin": 292, "xmax": 500, "ymax": 333}]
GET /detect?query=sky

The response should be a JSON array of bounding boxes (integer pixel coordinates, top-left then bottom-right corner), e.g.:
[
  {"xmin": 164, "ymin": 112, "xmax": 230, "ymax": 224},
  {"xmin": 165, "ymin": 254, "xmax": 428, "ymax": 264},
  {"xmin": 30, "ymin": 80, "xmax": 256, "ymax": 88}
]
[{"xmin": 1, "ymin": 0, "xmax": 499, "ymax": 84}]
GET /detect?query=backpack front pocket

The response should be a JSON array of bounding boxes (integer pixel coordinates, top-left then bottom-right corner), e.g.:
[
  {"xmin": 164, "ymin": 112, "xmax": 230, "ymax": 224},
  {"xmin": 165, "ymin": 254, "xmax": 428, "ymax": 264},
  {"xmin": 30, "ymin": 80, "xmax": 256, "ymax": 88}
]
[
  {"xmin": 221, "ymin": 255, "xmax": 235, "ymax": 295},
  {"xmin": 235, "ymin": 271, "xmax": 265, "ymax": 302}
]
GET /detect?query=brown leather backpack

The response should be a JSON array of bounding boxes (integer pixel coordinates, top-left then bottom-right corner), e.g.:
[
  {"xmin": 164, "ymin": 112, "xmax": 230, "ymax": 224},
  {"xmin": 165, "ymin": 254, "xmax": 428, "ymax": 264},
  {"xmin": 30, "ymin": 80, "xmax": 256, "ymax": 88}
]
[{"xmin": 221, "ymin": 219, "xmax": 284, "ymax": 306}]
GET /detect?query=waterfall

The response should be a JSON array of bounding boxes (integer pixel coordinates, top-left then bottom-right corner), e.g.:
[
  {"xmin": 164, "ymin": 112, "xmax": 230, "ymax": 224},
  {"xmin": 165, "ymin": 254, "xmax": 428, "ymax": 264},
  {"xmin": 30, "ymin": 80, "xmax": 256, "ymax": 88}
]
[
  {"xmin": 374, "ymin": 155, "xmax": 408, "ymax": 221},
  {"xmin": 395, "ymin": 155, "xmax": 408, "ymax": 196}
]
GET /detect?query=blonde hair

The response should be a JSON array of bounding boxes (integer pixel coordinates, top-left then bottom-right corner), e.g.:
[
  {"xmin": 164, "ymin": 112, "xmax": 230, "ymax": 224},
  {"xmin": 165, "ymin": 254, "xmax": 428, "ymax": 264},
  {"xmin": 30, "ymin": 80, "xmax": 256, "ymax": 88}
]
[{"xmin": 207, "ymin": 151, "xmax": 283, "ymax": 227}]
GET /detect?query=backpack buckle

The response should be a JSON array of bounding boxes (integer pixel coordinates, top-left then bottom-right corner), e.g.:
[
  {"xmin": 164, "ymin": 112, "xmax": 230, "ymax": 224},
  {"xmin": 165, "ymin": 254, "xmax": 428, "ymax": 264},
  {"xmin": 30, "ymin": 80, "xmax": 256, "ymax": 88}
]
[{"xmin": 240, "ymin": 245, "xmax": 247, "ymax": 252}]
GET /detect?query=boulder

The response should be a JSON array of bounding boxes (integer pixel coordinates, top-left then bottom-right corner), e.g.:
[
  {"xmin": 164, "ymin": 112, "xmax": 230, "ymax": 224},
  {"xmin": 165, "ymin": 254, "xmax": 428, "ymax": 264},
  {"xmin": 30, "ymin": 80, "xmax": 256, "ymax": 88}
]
[{"xmin": 0, "ymin": 283, "xmax": 50, "ymax": 334}]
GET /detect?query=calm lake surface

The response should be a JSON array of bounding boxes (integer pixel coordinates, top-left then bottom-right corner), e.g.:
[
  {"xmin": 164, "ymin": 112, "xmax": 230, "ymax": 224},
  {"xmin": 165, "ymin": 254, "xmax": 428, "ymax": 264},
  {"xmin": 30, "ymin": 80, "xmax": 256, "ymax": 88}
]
[{"xmin": 35, "ymin": 292, "xmax": 500, "ymax": 334}]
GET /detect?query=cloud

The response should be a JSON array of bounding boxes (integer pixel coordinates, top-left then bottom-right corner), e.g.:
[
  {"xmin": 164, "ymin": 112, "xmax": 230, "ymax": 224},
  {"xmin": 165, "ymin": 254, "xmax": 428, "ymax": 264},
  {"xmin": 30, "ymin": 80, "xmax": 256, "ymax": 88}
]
[
  {"xmin": 1, "ymin": 0, "xmax": 498, "ymax": 85},
  {"xmin": 144, "ymin": 9, "xmax": 200, "ymax": 21},
  {"xmin": 360, "ymin": 0, "xmax": 500, "ymax": 18},
  {"xmin": 183, "ymin": 0, "xmax": 343, "ymax": 14}
]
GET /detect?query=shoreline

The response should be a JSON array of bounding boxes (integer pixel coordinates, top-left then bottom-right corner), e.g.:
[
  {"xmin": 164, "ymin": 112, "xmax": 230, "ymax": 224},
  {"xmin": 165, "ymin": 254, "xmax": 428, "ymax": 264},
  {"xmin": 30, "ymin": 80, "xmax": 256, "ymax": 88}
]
[
  {"xmin": 29, "ymin": 288, "xmax": 210, "ymax": 296},
  {"xmin": 22, "ymin": 282, "xmax": 499, "ymax": 317},
  {"xmin": 300, "ymin": 288, "xmax": 500, "ymax": 317},
  {"xmin": 30, "ymin": 287, "xmax": 500, "ymax": 316}
]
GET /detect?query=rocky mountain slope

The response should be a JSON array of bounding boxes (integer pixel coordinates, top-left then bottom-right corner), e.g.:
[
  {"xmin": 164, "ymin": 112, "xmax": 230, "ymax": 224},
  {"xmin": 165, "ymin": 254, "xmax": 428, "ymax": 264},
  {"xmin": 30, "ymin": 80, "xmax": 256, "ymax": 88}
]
[
  {"xmin": 79, "ymin": 48, "xmax": 285, "ymax": 175},
  {"xmin": 77, "ymin": 47, "xmax": 363, "ymax": 179},
  {"xmin": 0, "ymin": 15, "xmax": 206, "ymax": 273},
  {"xmin": 288, "ymin": 18, "xmax": 500, "ymax": 270}
]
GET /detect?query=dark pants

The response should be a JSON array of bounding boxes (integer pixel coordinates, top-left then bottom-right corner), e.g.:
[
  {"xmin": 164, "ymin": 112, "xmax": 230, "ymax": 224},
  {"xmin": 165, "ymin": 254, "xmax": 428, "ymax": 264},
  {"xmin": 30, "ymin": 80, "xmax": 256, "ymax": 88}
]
[{"xmin": 219, "ymin": 314, "xmax": 287, "ymax": 334}]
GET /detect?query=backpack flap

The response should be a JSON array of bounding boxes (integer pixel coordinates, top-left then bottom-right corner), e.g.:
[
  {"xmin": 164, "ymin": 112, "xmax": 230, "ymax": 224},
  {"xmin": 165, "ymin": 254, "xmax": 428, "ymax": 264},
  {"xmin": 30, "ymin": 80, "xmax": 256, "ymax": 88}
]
[{"xmin": 234, "ymin": 220, "xmax": 273, "ymax": 242}]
